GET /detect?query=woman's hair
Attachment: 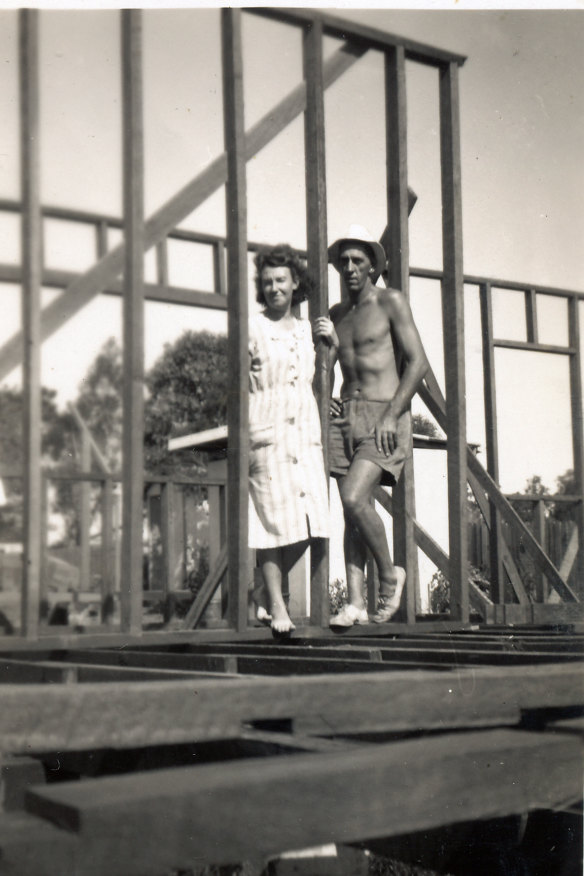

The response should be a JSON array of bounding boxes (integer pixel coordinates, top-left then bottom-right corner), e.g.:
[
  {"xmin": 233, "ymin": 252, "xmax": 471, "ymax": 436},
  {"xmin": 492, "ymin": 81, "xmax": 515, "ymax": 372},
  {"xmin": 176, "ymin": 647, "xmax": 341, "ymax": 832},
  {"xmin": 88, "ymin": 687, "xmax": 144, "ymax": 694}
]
[{"xmin": 254, "ymin": 244, "xmax": 312, "ymax": 306}]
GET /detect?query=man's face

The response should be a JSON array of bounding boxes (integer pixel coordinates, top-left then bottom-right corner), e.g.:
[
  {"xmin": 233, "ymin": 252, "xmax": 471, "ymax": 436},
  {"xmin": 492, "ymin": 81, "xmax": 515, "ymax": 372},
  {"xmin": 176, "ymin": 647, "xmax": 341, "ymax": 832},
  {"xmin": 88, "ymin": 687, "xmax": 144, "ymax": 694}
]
[{"xmin": 339, "ymin": 244, "xmax": 373, "ymax": 295}]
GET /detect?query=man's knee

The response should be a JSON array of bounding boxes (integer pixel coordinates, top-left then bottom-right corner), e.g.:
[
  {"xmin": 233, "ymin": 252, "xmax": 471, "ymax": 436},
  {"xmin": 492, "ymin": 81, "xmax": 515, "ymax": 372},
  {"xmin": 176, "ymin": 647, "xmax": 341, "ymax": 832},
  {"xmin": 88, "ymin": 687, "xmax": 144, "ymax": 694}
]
[{"xmin": 339, "ymin": 482, "xmax": 371, "ymax": 518}]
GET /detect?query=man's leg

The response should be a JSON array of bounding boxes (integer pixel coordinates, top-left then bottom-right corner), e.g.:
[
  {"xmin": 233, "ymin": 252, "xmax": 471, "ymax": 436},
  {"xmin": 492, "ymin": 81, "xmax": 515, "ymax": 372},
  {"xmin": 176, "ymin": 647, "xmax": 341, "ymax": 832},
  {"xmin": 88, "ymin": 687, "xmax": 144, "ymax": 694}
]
[
  {"xmin": 343, "ymin": 511, "xmax": 367, "ymax": 609},
  {"xmin": 338, "ymin": 458, "xmax": 401, "ymax": 597}
]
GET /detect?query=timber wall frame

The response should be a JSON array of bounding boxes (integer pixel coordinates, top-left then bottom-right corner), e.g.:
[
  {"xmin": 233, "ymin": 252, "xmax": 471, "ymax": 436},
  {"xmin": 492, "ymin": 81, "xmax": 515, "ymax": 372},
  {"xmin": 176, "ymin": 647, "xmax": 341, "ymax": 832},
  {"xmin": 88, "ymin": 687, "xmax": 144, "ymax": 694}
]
[{"xmin": 3, "ymin": 8, "xmax": 583, "ymax": 640}]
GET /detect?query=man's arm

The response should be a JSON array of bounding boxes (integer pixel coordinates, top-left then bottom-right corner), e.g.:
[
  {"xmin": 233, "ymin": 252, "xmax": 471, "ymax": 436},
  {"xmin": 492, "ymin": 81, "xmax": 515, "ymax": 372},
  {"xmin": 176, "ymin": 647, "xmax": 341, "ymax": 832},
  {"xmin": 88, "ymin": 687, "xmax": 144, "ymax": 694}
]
[
  {"xmin": 376, "ymin": 288, "xmax": 429, "ymax": 455},
  {"xmin": 313, "ymin": 307, "xmax": 340, "ymax": 398}
]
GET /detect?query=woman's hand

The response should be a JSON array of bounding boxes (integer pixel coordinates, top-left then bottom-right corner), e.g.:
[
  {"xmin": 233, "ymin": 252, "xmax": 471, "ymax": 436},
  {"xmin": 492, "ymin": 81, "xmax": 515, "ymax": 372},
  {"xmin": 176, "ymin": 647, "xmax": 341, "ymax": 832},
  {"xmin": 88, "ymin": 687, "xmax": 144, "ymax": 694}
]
[{"xmin": 313, "ymin": 316, "xmax": 339, "ymax": 349}]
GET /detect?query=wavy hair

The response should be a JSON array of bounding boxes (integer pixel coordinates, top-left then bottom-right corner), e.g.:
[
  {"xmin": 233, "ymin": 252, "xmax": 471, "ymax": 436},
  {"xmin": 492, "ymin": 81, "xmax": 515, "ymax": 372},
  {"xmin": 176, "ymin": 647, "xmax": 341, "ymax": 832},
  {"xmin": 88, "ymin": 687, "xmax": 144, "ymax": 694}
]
[{"xmin": 254, "ymin": 244, "xmax": 312, "ymax": 306}]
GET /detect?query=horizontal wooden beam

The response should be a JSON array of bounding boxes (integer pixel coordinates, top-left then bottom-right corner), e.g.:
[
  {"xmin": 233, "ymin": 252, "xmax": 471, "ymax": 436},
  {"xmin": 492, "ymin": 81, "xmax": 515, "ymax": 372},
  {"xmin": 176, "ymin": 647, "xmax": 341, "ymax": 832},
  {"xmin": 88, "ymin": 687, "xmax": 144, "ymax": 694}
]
[
  {"xmin": 494, "ymin": 338, "xmax": 575, "ymax": 355},
  {"xmin": 0, "ymin": 40, "xmax": 367, "ymax": 380},
  {"xmin": 26, "ymin": 728, "xmax": 581, "ymax": 872},
  {"xmin": 247, "ymin": 7, "xmax": 467, "ymax": 67},
  {"xmin": 1, "ymin": 663, "xmax": 581, "ymax": 754}
]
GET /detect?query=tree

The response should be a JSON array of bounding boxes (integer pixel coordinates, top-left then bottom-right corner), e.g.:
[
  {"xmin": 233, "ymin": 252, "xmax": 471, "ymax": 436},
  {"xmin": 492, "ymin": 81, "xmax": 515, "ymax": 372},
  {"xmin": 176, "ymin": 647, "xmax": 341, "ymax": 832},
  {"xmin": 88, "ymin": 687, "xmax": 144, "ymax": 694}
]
[
  {"xmin": 144, "ymin": 330, "xmax": 228, "ymax": 475},
  {"xmin": 411, "ymin": 413, "xmax": 439, "ymax": 438}
]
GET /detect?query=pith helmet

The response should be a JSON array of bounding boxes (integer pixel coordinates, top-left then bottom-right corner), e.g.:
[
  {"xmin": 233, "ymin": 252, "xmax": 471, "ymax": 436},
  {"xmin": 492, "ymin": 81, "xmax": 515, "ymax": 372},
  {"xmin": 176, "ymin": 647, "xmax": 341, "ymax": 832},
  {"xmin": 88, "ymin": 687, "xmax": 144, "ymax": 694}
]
[{"xmin": 328, "ymin": 224, "xmax": 387, "ymax": 277}]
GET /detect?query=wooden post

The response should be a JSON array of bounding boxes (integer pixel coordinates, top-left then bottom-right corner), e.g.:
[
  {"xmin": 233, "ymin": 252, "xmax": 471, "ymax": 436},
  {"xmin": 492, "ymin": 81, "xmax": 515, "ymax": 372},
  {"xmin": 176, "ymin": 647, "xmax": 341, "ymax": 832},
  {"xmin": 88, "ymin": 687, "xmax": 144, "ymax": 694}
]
[
  {"xmin": 19, "ymin": 10, "xmax": 42, "ymax": 639},
  {"xmin": 120, "ymin": 10, "xmax": 144, "ymax": 634},
  {"xmin": 156, "ymin": 239, "xmax": 168, "ymax": 287},
  {"xmin": 568, "ymin": 295, "xmax": 584, "ymax": 597},
  {"xmin": 439, "ymin": 62, "xmax": 468, "ymax": 622},
  {"xmin": 385, "ymin": 46, "xmax": 418, "ymax": 623},
  {"xmin": 533, "ymin": 499, "xmax": 547, "ymax": 603},
  {"xmin": 303, "ymin": 19, "xmax": 329, "ymax": 626},
  {"xmin": 525, "ymin": 288, "xmax": 538, "ymax": 344},
  {"xmin": 213, "ymin": 241, "xmax": 227, "ymax": 297},
  {"xmin": 96, "ymin": 220, "xmax": 108, "ymax": 259},
  {"xmin": 101, "ymin": 478, "xmax": 114, "ymax": 599},
  {"xmin": 79, "ymin": 430, "xmax": 91, "ymax": 590},
  {"xmin": 222, "ymin": 9, "xmax": 249, "ymax": 632},
  {"xmin": 479, "ymin": 282, "xmax": 505, "ymax": 603}
]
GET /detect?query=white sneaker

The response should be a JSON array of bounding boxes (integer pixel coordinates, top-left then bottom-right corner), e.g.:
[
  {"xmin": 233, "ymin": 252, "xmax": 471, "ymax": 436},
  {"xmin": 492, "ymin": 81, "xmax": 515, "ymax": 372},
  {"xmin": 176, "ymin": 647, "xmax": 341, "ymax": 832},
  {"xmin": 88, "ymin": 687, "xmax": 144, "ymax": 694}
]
[{"xmin": 330, "ymin": 603, "xmax": 369, "ymax": 628}]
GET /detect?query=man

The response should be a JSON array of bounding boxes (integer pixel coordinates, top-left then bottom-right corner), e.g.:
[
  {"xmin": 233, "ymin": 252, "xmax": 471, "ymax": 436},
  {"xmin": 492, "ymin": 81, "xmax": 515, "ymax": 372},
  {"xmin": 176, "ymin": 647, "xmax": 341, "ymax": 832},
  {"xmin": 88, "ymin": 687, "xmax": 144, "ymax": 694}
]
[{"xmin": 314, "ymin": 225, "xmax": 429, "ymax": 626}]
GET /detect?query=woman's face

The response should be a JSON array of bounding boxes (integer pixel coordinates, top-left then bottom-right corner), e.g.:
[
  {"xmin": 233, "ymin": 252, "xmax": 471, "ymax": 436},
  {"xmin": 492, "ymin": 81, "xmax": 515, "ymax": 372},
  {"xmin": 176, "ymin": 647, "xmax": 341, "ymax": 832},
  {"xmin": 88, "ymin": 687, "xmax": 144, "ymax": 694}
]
[{"xmin": 260, "ymin": 265, "xmax": 298, "ymax": 317}]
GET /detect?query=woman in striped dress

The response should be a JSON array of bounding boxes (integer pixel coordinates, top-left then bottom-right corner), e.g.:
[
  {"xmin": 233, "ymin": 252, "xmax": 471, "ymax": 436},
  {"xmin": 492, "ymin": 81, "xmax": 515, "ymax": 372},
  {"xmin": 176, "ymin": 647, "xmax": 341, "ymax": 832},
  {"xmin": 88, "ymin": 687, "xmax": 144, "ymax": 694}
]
[{"xmin": 249, "ymin": 245, "xmax": 330, "ymax": 634}]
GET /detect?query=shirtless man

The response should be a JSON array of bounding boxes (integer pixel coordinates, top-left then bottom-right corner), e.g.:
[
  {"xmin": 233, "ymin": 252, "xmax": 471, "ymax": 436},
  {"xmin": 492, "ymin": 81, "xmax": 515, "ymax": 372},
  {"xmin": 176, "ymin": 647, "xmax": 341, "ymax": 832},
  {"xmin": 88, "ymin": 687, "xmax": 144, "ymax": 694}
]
[{"xmin": 314, "ymin": 225, "xmax": 429, "ymax": 626}]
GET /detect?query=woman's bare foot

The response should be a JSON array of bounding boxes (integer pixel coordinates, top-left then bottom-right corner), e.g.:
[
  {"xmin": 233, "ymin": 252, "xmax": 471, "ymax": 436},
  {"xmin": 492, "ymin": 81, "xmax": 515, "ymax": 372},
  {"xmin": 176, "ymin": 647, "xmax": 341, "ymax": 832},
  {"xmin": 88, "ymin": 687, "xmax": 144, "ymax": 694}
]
[{"xmin": 270, "ymin": 603, "xmax": 295, "ymax": 634}]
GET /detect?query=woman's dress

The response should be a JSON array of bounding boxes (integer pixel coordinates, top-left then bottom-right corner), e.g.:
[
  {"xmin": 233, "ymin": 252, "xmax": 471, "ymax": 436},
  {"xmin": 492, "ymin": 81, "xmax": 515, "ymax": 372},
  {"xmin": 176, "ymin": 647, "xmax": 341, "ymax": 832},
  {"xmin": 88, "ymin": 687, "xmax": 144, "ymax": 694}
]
[{"xmin": 248, "ymin": 311, "xmax": 329, "ymax": 549}]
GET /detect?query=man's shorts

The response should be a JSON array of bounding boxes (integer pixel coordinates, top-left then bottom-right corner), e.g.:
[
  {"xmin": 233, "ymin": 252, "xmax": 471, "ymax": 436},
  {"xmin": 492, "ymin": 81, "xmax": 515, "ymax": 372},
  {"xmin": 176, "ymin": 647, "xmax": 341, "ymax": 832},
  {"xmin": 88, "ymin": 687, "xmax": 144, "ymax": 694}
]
[{"xmin": 329, "ymin": 398, "xmax": 411, "ymax": 488}]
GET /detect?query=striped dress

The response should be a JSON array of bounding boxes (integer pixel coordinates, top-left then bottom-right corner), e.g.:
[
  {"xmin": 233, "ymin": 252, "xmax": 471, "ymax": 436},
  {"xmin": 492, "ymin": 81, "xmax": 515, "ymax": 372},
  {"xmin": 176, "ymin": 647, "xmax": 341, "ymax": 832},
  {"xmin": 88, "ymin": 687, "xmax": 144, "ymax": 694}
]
[{"xmin": 248, "ymin": 312, "xmax": 329, "ymax": 549}]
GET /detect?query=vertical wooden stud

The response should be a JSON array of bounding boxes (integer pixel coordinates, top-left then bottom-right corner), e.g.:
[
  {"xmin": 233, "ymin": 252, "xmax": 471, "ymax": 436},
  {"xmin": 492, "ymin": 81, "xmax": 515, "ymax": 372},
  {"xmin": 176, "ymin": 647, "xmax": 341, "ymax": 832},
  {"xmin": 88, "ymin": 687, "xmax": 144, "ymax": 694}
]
[
  {"xmin": 96, "ymin": 220, "xmax": 108, "ymax": 259},
  {"xmin": 213, "ymin": 241, "xmax": 227, "ymax": 297},
  {"xmin": 568, "ymin": 296, "xmax": 584, "ymax": 597},
  {"xmin": 222, "ymin": 9, "xmax": 249, "ymax": 632},
  {"xmin": 120, "ymin": 10, "xmax": 144, "ymax": 634},
  {"xmin": 385, "ymin": 46, "xmax": 418, "ymax": 623},
  {"xmin": 525, "ymin": 288, "xmax": 538, "ymax": 344},
  {"xmin": 156, "ymin": 239, "xmax": 168, "ymax": 287},
  {"xmin": 479, "ymin": 281, "xmax": 504, "ymax": 603},
  {"xmin": 101, "ymin": 477, "xmax": 114, "ymax": 600},
  {"xmin": 533, "ymin": 498, "xmax": 547, "ymax": 602},
  {"xmin": 439, "ymin": 61, "xmax": 468, "ymax": 622},
  {"xmin": 19, "ymin": 10, "xmax": 42, "ymax": 639},
  {"xmin": 79, "ymin": 429, "xmax": 91, "ymax": 590},
  {"xmin": 303, "ymin": 19, "xmax": 329, "ymax": 626}
]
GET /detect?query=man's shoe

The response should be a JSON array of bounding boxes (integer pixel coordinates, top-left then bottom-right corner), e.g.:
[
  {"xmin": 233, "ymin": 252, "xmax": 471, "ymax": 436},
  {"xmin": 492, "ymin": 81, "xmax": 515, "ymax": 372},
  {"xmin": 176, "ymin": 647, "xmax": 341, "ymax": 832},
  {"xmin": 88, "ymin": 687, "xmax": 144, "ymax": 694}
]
[
  {"xmin": 372, "ymin": 567, "xmax": 406, "ymax": 623},
  {"xmin": 330, "ymin": 603, "xmax": 369, "ymax": 628}
]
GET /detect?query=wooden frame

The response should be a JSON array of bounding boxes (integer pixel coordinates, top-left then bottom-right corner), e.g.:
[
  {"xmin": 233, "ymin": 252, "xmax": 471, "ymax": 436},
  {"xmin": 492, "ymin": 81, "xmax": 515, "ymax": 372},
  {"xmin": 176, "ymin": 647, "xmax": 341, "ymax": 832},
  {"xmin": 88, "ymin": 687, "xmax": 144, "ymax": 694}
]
[
  {"xmin": 5, "ymin": 7, "xmax": 582, "ymax": 639},
  {"xmin": 19, "ymin": 10, "xmax": 42, "ymax": 639}
]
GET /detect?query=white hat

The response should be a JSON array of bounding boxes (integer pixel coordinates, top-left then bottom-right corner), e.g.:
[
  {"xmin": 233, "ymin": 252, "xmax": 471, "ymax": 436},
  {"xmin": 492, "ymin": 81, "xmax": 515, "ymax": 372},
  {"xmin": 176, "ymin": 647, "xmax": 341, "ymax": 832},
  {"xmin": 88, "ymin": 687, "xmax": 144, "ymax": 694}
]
[{"xmin": 328, "ymin": 224, "xmax": 387, "ymax": 277}]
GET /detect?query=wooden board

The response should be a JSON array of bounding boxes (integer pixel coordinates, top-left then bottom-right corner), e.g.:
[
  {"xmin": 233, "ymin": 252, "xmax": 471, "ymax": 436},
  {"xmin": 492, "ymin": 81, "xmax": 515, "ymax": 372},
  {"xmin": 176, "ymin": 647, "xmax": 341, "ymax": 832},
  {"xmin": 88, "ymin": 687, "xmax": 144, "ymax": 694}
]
[
  {"xmin": 1, "ymin": 662, "xmax": 581, "ymax": 754},
  {"xmin": 25, "ymin": 729, "xmax": 582, "ymax": 871}
]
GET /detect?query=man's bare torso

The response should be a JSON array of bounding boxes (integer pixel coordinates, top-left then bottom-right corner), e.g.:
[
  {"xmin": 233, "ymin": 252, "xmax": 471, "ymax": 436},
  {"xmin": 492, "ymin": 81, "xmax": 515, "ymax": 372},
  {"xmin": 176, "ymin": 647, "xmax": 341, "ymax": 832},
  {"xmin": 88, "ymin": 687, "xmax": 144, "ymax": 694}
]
[{"xmin": 331, "ymin": 288, "xmax": 401, "ymax": 402}]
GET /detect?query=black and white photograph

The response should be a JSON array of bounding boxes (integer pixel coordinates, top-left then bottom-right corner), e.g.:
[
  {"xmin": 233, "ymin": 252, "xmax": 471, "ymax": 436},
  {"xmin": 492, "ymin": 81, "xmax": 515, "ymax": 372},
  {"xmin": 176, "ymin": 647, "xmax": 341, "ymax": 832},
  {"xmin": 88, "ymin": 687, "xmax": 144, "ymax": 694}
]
[{"xmin": 0, "ymin": 5, "xmax": 582, "ymax": 875}]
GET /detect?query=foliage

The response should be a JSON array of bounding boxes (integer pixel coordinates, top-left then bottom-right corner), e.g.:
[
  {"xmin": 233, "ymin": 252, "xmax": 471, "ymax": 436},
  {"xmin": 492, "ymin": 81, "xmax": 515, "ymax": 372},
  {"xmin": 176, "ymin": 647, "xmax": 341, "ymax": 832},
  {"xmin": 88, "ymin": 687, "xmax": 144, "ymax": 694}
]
[
  {"xmin": 74, "ymin": 337, "xmax": 124, "ymax": 472},
  {"xmin": 429, "ymin": 565, "xmax": 491, "ymax": 614},
  {"xmin": 328, "ymin": 577, "xmax": 348, "ymax": 614},
  {"xmin": 411, "ymin": 413, "xmax": 439, "ymax": 438},
  {"xmin": 144, "ymin": 331, "xmax": 228, "ymax": 475}
]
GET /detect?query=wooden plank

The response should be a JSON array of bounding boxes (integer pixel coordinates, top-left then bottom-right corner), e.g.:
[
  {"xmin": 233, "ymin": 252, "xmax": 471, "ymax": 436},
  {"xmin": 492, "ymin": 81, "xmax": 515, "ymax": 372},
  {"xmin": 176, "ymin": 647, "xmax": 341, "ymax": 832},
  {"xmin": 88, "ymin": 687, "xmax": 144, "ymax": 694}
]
[
  {"xmin": 303, "ymin": 19, "xmax": 329, "ymax": 627},
  {"xmin": 385, "ymin": 46, "xmax": 417, "ymax": 623},
  {"xmin": 101, "ymin": 478, "xmax": 114, "ymax": 600},
  {"xmin": 493, "ymin": 338, "xmax": 574, "ymax": 355},
  {"xmin": 182, "ymin": 544, "xmax": 228, "ymax": 630},
  {"xmin": 2, "ymin": 663, "xmax": 582, "ymax": 754},
  {"xmin": 439, "ymin": 62, "xmax": 468, "ymax": 622},
  {"xmin": 19, "ymin": 10, "xmax": 42, "ymax": 639},
  {"xmin": 533, "ymin": 499, "xmax": 548, "ymax": 602},
  {"xmin": 0, "ymin": 755, "xmax": 45, "ymax": 811},
  {"xmin": 0, "ymin": 657, "xmax": 230, "ymax": 684},
  {"xmin": 155, "ymin": 238, "xmax": 168, "ymax": 286},
  {"xmin": 479, "ymin": 282, "xmax": 504, "ymax": 601},
  {"xmin": 466, "ymin": 468, "xmax": 530, "ymax": 604},
  {"xmin": 525, "ymin": 287, "xmax": 538, "ymax": 343},
  {"xmin": 54, "ymin": 648, "xmax": 238, "ymax": 675},
  {"xmin": 418, "ymin": 379, "xmax": 580, "ymax": 603},
  {"xmin": 26, "ymin": 729, "xmax": 581, "ymax": 870},
  {"xmin": 249, "ymin": 8, "xmax": 468, "ymax": 68},
  {"xmin": 568, "ymin": 296, "xmax": 584, "ymax": 597},
  {"xmin": 120, "ymin": 10, "xmax": 144, "ymax": 635},
  {"xmin": 0, "ymin": 43, "xmax": 367, "ymax": 381},
  {"xmin": 213, "ymin": 240, "xmax": 227, "ymax": 296},
  {"xmin": 222, "ymin": 9, "xmax": 249, "ymax": 633}
]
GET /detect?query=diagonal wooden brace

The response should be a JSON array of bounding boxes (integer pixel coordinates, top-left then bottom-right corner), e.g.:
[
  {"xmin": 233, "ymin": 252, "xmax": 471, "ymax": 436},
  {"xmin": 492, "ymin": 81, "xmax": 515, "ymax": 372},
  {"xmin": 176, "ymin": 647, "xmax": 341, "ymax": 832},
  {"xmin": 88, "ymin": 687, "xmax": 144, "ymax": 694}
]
[
  {"xmin": 418, "ymin": 375, "xmax": 579, "ymax": 603},
  {"xmin": 0, "ymin": 42, "xmax": 369, "ymax": 380}
]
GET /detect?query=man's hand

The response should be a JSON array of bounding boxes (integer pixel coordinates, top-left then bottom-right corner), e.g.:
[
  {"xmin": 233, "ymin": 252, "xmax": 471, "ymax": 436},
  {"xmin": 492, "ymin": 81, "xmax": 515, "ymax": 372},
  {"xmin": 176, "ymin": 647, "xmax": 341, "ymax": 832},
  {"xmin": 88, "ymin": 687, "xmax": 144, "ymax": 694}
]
[
  {"xmin": 313, "ymin": 317, "xmax": 339, "ymax": 349},
  {"xmin": 330, "ymin": 397, "xmax": 343, "ymax": 418},
  {"xmin": 375, "ymin": 411, "xmax": 398, "ymax": 456}
]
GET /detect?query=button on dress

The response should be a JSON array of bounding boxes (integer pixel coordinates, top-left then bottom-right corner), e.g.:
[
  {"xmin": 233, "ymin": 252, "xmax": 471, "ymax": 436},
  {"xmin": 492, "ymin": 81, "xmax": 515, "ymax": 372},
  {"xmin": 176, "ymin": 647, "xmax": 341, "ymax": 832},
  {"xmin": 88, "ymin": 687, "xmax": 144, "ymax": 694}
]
[{"xmin": 248, "ymin": 312, "xmax": 329, "ymax": 549}]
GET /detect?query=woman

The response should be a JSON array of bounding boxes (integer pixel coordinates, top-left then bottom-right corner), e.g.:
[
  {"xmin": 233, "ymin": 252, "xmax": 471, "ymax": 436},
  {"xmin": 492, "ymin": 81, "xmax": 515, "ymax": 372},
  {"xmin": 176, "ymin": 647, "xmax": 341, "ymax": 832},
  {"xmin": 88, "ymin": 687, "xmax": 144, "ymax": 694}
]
[{"xmin": 249, "ymin": 244, "xmax": 330, "ymax": 634}]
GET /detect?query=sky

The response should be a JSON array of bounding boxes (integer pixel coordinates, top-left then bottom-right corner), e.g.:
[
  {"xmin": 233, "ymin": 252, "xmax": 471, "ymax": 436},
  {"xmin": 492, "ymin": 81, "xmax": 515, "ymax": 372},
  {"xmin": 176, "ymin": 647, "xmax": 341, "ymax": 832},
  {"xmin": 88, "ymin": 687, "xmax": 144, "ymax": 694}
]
[{"xmin": 0, "ymin": 6, "xmax": 582, "ymax": 540}]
